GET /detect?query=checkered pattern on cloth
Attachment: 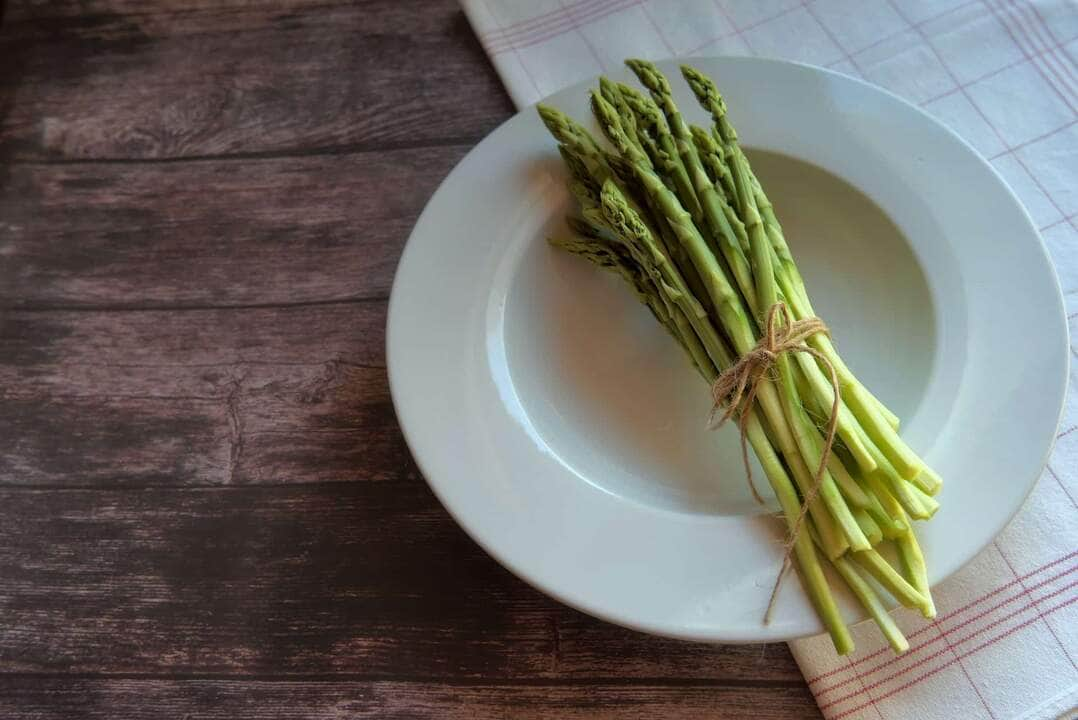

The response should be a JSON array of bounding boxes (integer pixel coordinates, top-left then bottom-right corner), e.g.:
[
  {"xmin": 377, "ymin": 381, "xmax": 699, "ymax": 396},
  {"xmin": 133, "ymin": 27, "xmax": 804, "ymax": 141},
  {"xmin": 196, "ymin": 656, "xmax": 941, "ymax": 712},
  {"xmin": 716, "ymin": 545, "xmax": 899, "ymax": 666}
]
[{"xmin": 460, "ymin": 1, "xmax": 1078, "ymax": 717}]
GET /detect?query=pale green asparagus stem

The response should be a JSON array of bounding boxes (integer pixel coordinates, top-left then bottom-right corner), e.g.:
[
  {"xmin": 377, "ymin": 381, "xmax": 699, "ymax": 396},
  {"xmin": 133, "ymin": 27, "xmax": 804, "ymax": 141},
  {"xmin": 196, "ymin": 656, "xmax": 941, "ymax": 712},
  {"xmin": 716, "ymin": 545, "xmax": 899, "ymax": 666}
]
[
  {"xmin": 625, "ymin": 60, "xmax": 758, "ymax": 318},
  {"xmin": 721, "ymin": 146, "xmax": 868, "ymax": 551},
  {"xmin": 831, "ymin": 554, "xmax": 910, "ymax": 653},
  {"xmin": 853, "ymin": 507, "xmax": 883, "ymax": 546},
  {"xmin": 759, "ymin": 443, "xmax": 853, "ymax": 655},
  {"xmin": 859, "ymin": 470, "xmax": 912, "ymax": 534},
  {"xmin": 852, "ymin": 548, "xmax": 931, "ymax": 614},
  {"xmin": 912, "ymin": 466, "xmax": 943, "ymax": 496},
  {"xmin": 864, "ymin": 439, "xmax": 931, "ymax": 520},
  {"xmin": 896, "ymin": 512, "xmax": 936, "ymax": 619},
  {"xmin": 617, "ymin": 81, "xmax": 702, "ymax": 223},
  {"xmin": 598, "ymin": 77, "xmax": 642, "ymax": 154},
  {"xmin": 682, "ymin": 64, "xmax": 906, "ymax": 473},
  {"xmin": 828, "ymin": 453, "xmax": 871, "ymax": 509},
  {"xmin": 861, "ymin": 481, "xmax": 908, "ymax": 539},
  {"xmin": 690, "ymin": 123, "xmax": 737, "ymax": 205},
  {"xmin": 747, "ymin": 166, "xmax": 902, "ymax": 433},
  {"xmin": 793, "ymin": 350, "xmax": 879, "ymax": 474},
  {"xmin": 598, "ymin": 178, "xmax": 849, "ymax": 560},
  {"xmin": 784, "ymin": 446, "xmax": 851, "ymax": 560},
  {"xmin": 909, "ymin": 483, "xmax": 940, "ymax": 518}
]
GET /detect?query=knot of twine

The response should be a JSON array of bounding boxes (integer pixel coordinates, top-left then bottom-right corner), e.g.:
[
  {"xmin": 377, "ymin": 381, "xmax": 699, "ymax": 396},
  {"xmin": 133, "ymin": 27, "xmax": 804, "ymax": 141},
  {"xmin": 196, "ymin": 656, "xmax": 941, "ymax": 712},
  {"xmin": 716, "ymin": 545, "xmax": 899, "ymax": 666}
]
[{"xmin": 708, "ymin": 302, "xmax": 840, "ymax": 624}]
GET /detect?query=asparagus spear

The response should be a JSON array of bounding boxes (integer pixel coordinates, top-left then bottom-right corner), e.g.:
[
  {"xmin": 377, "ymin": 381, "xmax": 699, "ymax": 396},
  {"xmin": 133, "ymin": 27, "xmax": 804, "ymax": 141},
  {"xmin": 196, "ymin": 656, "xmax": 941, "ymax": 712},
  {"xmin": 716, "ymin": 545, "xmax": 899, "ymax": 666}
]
[
  {"xmin": 596, "ymin": 178, "xmax": 852, "ymax": 653},
  {"xmin": 625, "ymin": 60, "xmax": 759, "ymax": 318},
  {"xmin": 895, "ymin": 511, "xmax": 937, "ymax": 618},
  {"xmin": 681, "ymin": 66, "xmax": 884, "ymax": 477},
  {"xmin": 852, "ymin": 548, "xmax": 931, "ymax": 614},
  {"xmin": 615, "ymin": 81, "xmax": 702, "ymax": 223},
  {"xmin": 831, "ymin": 554, "xmax": 910, "ymax": 653},
  {"xmin": 539, "ymin": 62, "xmax": 941, "ymax": 656},
  {"xmin": 690, "ymin": 123, "xmax": 737, "ymax": 205},
  {"xmin": 744, "ymin": 168, "xmax": 903, "ymax": 433},
  {"xmin": 912, "ymin": 466, "xmax": 943, "ymax": 496}
]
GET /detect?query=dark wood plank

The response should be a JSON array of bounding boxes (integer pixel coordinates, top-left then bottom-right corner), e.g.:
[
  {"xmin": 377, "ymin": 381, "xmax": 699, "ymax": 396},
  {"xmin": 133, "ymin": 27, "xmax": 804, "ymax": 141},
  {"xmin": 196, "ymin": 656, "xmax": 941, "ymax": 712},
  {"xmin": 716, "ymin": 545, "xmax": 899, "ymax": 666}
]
[
  {"xmin": 0, "ymin": 679, "xmax": 819, "ymax": 719},
  {"xmin": 1, "ymin": 1, "xmax": 514, "ymax": 161},
  {"xmin": 0, "ymin": 149, "xmax": 460, "ymax": 308},
  {"xmin": 1, "ymin": 302, "xmax": 399, "ymax": 486},
  {"xmin": 0, "ymin": 484, "xmax": 805, "ymax": 684},
  {"xmin": 0, "ymin": 2, "xmax": 820, "ymax": 716}
]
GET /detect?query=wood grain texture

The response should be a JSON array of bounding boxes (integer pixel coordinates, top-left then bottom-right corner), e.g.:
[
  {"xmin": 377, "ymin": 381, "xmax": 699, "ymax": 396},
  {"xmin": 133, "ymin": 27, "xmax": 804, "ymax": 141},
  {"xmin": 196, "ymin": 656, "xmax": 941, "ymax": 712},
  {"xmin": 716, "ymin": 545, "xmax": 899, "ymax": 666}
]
[
  {"xmin": 0, "ymin": 485, "xmax": 803, "ymax": 682},
  {"xmin": 0, "ymin": 679, "xmax": 817, "ymax": 719},
  {"xmin": 1, "ymin": 303, "xmax": 401, "ymax": 485},
  {"xmin": 0, "ymin": 150, "xmax": 462, "ymax": 308},
  {"xmin": 1, "ymin": 1, "xmax": 514, "ymax": 160},
  {"xmin": 0, "ymin": 0, "xmax": 821, "ymax": 716}
]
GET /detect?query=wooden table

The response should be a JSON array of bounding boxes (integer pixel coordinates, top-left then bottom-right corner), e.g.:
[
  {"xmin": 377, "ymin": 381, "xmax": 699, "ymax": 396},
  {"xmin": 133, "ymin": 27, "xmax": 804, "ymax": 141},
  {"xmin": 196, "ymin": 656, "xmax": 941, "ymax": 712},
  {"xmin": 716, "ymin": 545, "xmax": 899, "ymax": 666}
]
[{"xmin": 0, "ymin": 1, "xmax": 820, "ymax": 716}]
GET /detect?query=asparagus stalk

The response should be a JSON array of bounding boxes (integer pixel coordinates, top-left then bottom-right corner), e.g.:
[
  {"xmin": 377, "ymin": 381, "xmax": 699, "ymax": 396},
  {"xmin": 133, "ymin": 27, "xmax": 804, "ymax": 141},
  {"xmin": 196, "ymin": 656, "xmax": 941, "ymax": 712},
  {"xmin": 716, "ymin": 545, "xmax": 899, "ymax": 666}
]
[
  {"xmin": 861, "ymin": 482, "xmax": 909, "ymax": 539},
  {"xmin": 912, "ymin": 466, "xmax": 943, "ymax": 496},
  {"xmin": 540, "ymin": 62, "xmax": 941, "ymax": 657},
  {"xmin": 682, "ymin": 68, "xmax": 882, "ymax": 477},
  {"xmin": 745, "ymin": 169, "xmax": 903, "ymax": 433},
  {"xmin": 852, "ymin": 548, "xmax": 931, "ymax": 614},
  {"xmin": 687, "ymin": 66, "xmax": 902, "ymax": 441},
  {"xmin": 598, "ymin": 77, "xmax": 642, "ymax": 155},
  {"xmin": 807, "ymin": 526, "xmax": 907, "ymax": 654},
  {"xmin": 615, "ymin": 83, "xmax": 674, "ymax": 192},
  {"xmin": 599, "ymin": 178, "xmax": 851, "ymax": 559},
  {"xmin": 548, "ymin": 106, "xmax": 851, "ymax": 559},
  {"xmin": 853, "ymin": 507, "xmax": 883, "ymax": 546},
  {"xmin": 831, "ymin": 554, "xmax": 910, "ymax": 653},
  {"xmin": 690, "ymin": 123, "xmax": 737, "ymax": 205},
  {"xmin": 625, "ymin": 60, "xmax": 759, "ymax": 319},
  {"xmin": 615, "ymin": 82, "xmax": 702, "ymax": 223},
  {"xmin": 895, "ymin": 512, "xmax": 937, "ymax": 618}
]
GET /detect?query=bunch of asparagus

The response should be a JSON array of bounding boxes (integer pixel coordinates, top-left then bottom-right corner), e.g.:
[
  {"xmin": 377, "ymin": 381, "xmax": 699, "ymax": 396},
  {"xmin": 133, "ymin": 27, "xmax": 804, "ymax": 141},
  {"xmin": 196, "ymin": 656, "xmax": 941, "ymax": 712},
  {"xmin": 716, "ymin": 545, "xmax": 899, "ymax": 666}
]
[{"xmin": 539, "ymin": 59, "xmax": 941, "ymax": 655}]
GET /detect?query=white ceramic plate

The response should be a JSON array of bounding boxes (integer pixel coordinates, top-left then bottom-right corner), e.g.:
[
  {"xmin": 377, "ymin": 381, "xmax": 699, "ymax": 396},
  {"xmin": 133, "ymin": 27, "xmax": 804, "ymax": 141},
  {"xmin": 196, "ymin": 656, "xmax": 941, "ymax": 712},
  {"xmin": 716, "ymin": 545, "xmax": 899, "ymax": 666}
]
[{"xmin": 387, "ymin": 57, "xmax": 1069, "ymax": 642}]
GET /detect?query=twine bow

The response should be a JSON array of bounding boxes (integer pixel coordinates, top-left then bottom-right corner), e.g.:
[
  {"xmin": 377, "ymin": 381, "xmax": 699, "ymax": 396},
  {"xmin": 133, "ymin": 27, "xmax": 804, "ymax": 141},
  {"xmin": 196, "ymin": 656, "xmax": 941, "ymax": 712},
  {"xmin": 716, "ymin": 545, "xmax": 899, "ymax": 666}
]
[{"xmin": 708, "ymin": 302, "xmax": 841, "ymax": 623}]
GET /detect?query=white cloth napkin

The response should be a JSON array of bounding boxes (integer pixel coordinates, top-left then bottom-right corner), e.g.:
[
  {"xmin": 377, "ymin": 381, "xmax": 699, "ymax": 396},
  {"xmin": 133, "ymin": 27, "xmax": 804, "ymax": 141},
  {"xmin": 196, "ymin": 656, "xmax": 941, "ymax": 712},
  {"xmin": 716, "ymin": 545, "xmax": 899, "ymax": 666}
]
[{"xmin": 460, "ymin": 1, "xmax": 1078, "ymax": 717}]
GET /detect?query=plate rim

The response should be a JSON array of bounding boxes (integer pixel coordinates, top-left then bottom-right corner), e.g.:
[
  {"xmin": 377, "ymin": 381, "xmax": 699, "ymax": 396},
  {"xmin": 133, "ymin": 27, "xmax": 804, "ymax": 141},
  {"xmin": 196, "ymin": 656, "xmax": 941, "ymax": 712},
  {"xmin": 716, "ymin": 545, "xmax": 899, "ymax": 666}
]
[{"xmin": 387, "ymin": 55, "xmax": 1071, "ymax": 643}]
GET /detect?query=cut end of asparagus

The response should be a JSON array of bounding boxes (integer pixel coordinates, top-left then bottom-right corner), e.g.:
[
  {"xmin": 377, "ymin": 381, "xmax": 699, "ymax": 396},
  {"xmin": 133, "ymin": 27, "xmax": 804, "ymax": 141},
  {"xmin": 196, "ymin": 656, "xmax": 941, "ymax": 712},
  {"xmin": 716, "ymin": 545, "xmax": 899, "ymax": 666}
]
[{"xmin": 912, "ymin": 466, "xmax": 943, "ymax": 496}]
